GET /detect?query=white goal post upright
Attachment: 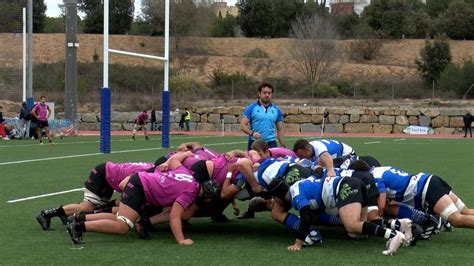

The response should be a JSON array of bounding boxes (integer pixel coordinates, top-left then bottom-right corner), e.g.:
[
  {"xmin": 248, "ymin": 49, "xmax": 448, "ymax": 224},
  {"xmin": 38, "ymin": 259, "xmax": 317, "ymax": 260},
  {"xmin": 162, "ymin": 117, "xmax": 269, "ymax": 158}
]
[{"xmin": 100, "ymin": 0, "xmax": 170, "ymax": 153}]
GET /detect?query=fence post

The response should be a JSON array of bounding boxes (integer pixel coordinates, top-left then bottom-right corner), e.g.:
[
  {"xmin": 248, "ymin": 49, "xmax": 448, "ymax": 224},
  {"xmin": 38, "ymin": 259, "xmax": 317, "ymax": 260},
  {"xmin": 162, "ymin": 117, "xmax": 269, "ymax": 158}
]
[
  {"xmin": 392, "ymin": 82, "xmax": 394, "ymax": 100},
  {"xmin": 432, "ymin": 79, "xmax": 435, "ymax": 104},
  {"xmin": 353, "ymin": 82, "xmax": 356, "ymax": 100}
]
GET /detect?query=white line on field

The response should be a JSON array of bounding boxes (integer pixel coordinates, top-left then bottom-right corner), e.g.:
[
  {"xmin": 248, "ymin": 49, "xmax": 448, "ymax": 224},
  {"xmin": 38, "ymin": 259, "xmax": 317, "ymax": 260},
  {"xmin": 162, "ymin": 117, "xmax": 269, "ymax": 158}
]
[
  {"xmin": 393, "ymin": 138, "xmax": 406, "ymax": 142},
  {"xmin": 0, "ymin": 135, "xmax": 220, "ymax": 149},
  {"xmin": 0, "ymin": 139, "xmax": 249, "ymax": 166},
  {"xmin": 7, "ymin": 188, "xmax": 84, "ymax": 203},
  {"xmin": 364, "ymin": 141, "xmax": 381, "ymax": 145}
]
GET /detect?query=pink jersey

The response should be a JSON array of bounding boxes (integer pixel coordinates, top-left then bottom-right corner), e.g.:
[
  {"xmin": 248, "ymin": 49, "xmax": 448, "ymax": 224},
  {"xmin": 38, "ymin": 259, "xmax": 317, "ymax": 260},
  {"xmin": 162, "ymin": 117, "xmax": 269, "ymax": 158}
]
[
  {"xmin": 33, "ymin": 103, "xmax": 49, "ymax": 121},
  {"xmin": 181, "ymin": 153, "xmax": 207, "ymax": 169},
  {"xmin": 136, "ymin": 113, "xmax": 148, "ymax": 124},
  {"xmin": 269, "ymin": 147, "xmax": 296, "ymax": 159},
  {"xmin": 105, "ymin": 162, "xmax": 154, "ymax": 192},
  {"xmin": 139, "ymin": 166, "xmax": 199, "ymax": 208},
  {"xmin": 194, "ymin": 147, "xmax": 220, "ymax": 160},
  {"xmin": 211, "ymin": 154, "xmax": 238, "ymax": 185}
]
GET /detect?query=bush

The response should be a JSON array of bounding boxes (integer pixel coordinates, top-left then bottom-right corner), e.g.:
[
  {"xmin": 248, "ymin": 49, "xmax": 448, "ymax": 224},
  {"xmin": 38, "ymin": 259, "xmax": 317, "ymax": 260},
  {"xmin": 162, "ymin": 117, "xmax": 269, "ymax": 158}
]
[
  {"xmin": 299, "ymin": 84, "xmax": 340, "ymax": 98},
  {"xmin": 348, "ymin": 39, "xmax": 383, "ymax": 61},
  {"xmin": 439, "ymin": 59, "xmax": 474, "ymax": 97},
  {"xmin": 169, "ymin": 72, "xmax": 211, "ymax": 103},
  {"xmin": 209, "ymin": 68, "xmax": 257, "ymax": 100},
  {"xmin": 244, "ymin": 48, "xmax": 269, "ymax": 58}
]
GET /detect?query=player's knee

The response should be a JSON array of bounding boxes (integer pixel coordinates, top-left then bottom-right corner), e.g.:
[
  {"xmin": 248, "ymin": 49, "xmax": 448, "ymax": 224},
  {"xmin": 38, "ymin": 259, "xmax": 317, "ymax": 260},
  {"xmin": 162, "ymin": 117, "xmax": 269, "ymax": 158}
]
[
  {"xmin": 343, "ymin": 223, "xmax": 360, "ymax": 234},
  {"xmin": 440, "ymin": 203, "xmax": 459, "ymax": 223},
  {"xmin": 116, "ymin": 214, "xmax": 134, "ymax": 234}
]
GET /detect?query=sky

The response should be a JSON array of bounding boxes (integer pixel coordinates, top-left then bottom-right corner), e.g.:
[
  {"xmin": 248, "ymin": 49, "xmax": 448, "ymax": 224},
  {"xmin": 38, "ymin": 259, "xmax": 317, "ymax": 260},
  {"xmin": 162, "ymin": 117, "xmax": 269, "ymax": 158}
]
[{"xmin": 45, "ymin": 0, "xmax": 239, "ymax": 18}]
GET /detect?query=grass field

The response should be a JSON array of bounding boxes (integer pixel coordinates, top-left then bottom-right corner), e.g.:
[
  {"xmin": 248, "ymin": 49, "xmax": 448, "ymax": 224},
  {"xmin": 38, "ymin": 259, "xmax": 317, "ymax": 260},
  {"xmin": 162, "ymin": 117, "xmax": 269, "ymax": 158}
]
[{"xmin": 1, "ymin": 135, "xmax": 473, "ymax": 265}]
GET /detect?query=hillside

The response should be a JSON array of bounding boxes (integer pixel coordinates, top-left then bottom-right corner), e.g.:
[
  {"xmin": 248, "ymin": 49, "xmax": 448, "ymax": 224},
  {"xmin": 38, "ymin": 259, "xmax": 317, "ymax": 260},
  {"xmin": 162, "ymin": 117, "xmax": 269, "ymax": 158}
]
[{"xmin": 2, "ymin": 34, "xmax": 474, "ymax": 83}]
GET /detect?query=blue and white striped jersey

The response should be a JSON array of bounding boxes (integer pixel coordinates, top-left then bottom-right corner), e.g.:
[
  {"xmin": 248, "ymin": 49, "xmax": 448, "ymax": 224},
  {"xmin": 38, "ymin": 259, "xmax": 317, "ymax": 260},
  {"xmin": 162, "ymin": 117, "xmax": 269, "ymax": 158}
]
[
  {"xmin": 371, "ymin": 166, "xmax": 431, "ymax": 209},
  {"xmin": 290, "ymin": 176, "xmax": 344, "ymax": 213},
  {"xmin": 309, "ymin": 139, "xmax": 354, "ymax": 161}
]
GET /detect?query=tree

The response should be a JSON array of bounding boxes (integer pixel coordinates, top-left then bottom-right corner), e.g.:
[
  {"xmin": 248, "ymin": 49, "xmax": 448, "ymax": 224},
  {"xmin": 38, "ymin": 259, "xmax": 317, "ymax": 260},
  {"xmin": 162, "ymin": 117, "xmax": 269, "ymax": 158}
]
[
  {"xmin": 361, "ymin": 0, "xmax": 410, "ymax": 38},
  {"xmin": 333, "ymin": 12, "xmax": 360, "ymax": 39},
  {"xmin": 425, "ymin": 0, "xmax": 452, "ymax": 17},
  {"xmin": 415, "ymin": 35, "xmax": 452, "ymax": 83},
  {"xmin": 439, "ymin": 59, "xmax": 474, "ymax": 97},
  {"xmin": 141, "ymin": 0, "xmax": 214, "ymax": 52},
  {"xmin": 435, "ymin": 2, "xmax": 474, "ymax": 40},
  {"xmin": 211, "ymin": 14, "xmax": 237, "ymax": 37},
  {"xmin": 33, "ymin": 0, "xmax": 46, "ymax": 33},
  {"xmin": 237, "ymin": 0, "xmax": 305, "ymax": 38},
  {"xmin": 288, "ymin": 14, "xmax": 340, "ymax": 86},
  {"xmin": 79, "ymin": 0, "xmax": 133, "ymax": 34}
]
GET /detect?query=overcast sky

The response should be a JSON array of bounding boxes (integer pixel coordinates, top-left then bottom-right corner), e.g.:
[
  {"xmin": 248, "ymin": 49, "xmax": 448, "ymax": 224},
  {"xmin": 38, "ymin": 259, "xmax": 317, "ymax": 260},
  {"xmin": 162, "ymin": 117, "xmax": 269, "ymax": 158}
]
[{"xmin": 45, "ymin": 0, "xmax": 239, "ymax": 18}]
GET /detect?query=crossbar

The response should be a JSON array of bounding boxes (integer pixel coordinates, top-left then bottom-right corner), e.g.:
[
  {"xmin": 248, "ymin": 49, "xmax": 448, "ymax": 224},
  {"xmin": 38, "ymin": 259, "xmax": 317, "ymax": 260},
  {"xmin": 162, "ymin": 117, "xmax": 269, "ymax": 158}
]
[{"xmin": 109, "ymin": 49, "xmax": 167, "ymax": 61}]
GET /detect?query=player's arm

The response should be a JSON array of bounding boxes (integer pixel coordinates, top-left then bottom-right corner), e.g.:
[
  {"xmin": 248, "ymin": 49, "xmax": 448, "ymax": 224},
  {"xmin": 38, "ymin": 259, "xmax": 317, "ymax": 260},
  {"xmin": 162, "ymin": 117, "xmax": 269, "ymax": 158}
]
[
  {"xmin": 160, "ymin": 151, "xmax": 193, "ymax": 171},
  {"xmin": 378, "ymin": 192, "xmax": 387, "ymax": 217},
  {"xmin": 276, "ymin": 121, "xmax": 286, "ymax": 148},
  {"xmin": 46, "ymin": 105, "xmax": 51, "ymax": 120},
  {"xmin": 241, "ymin": 117, "xmax": 260, "ymax": 139},
  {"xmin": 177, "ymin": 142, "xmax": 202, "ymax": 152},
  {"xmin": 288, "ymin": 205, "xmax": 312, "ymax": 252},
  {"xmin": 221, "ymin": 171, "xmax": 240, "ymax": 200},
  {"xmin": 169, "ymin": 201, "xmax": 193, "ymax": 245},
  {"xmin": 31, "ymin": 105, "xmax": 38, "ymax": 119},
  {"xmin": 318, "ymin": 152, "xmax": 336, "ymax": 177},
  {"xmin": 238, "ymin": 158, "xmax": 262, "ymax": 193}
]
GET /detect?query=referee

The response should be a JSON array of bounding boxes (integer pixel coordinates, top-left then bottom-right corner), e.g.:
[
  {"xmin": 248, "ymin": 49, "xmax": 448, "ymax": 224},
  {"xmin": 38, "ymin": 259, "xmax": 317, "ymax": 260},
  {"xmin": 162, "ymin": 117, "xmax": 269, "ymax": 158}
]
[{"xmin": 240, "ymin": 82, "xmax": 286, "ymax": 151}]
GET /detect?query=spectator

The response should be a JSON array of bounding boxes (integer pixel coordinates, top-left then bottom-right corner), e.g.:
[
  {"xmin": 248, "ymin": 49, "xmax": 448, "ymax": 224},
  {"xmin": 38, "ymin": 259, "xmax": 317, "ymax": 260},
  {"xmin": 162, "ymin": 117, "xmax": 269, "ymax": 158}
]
[
  {"xmin": 18, "ymin": 101, "xmax": 31, "ymax": 140},
  {"xmin": 132, "ymin": 110, "xmax": 149, "ymax": 140},
  {"xmin": 463, "ymin": 112, "xmax": 472, "ymax": 138},
  {"xmin": 31, "ymin": 96, "xmax": 53, "ymax": 144},
  {"xmin": 240, "ymin": 82, "xmax": 286, "ymax": 151},
  {"xmin": 150, "ymin": 108, "xmax": 157, "ymax": 131},
  {"xmin": 0, "ymin": 105, "xmax": 7, "ymax": 140},
  {"xmin": 183, "ymin": 108, "xmax": 191, "ymax": 131},
  {"xmin": 179, "ymin": 111, "xmax": 185, "ymax": 131}
]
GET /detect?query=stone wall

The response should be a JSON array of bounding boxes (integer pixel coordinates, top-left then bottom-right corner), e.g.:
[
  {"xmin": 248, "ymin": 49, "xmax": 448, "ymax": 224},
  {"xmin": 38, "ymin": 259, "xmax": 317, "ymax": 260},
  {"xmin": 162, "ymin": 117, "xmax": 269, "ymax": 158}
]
[{"xmin": 69, "ymin": 106, "xmax": 473, "ymax": 134}]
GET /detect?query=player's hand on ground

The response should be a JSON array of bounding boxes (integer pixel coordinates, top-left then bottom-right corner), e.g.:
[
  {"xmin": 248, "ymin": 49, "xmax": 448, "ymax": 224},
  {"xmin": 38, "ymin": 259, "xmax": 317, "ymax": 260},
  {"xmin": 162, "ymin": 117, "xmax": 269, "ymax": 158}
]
[
  {"xmin": 287, "ymin": 243, "xmax": 302, "ymax": 252},
  {"xmin": 179, "ymin": 239, "xmax": 194, "ymax": 245}
]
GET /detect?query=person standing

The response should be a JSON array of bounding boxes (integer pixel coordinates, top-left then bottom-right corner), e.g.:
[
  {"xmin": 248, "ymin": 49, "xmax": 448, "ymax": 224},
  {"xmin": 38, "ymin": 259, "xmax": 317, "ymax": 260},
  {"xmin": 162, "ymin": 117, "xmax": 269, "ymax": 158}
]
[
  {"xmin": 184, "ymin": 108, "xmax": 191, "ymax": 131},
  {"xmin": 31, "ymin": 96, "xmax": 53, "ymax": 144},
  {"xmin": 132, "ymin": 110, "xmax": 149, "ymax": 140},
  {"xmin": 241, "ymin": 82, "xmax": 286, "ymax": 151},
  {"xmin": 0, "ymin": 105, "xmax": 6, "ymax": 140},
  {"xmin": 238, "ymin": 82, "xmax": 286, "ymax": 219},
  {"xmin": 18, "ymin": 101, "xmax": 31, "ymax": 140},
  {"xmin": 463, "ymin": 112, "xmax": 472, "ymax": 138},
  {"xmin": 150, "ymin": 108, "xmax": 157, "ymax": 131}
]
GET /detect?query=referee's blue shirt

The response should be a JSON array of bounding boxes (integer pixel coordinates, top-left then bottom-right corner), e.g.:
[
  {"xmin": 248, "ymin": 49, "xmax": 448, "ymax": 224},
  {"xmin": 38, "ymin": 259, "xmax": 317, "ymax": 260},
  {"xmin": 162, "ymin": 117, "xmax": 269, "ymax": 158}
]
[{"xmin": 243, "ymin": 101, "xmax": 283, "ymax": 142}]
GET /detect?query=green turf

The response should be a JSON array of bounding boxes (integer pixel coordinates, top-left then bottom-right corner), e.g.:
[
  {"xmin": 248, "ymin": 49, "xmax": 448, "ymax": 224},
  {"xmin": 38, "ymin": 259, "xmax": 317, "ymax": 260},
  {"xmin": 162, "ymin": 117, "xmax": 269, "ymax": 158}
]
[{"xmin": 0, "ymin": 135, "xmax": 473, "ymax": 264}]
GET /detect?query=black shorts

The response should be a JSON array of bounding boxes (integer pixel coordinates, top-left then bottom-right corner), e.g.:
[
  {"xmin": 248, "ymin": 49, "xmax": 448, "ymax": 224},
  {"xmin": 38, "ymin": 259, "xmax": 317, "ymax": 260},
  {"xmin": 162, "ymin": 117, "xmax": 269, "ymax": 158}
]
[
  {"xmin": 84, "ymin": 163, "xmax": 114, "ymax": 200},
  {"xmin": 336, "ymin": 177, "xmax": 368, "ymax": 209},
  {"xmin": 351, "ymin": 171, "xmax": 379, "ymax": 207},
  {"xmin": 282, "ymin": 164, "xmax": 312, "ymax": 185},
  {"xmin": 424, "ymin": 175, "xmax": 452, "ymax": 212},
  {"xmin": 37, "ymin": 120, "xmax": 49, "ymax": 128},
  {"xmin": 120, "ymin": 174, "xmax": 147, "ymax": 215},
  {"xmin": 190, "ymin": 160, "xmax": 210, "ymax": 183}
]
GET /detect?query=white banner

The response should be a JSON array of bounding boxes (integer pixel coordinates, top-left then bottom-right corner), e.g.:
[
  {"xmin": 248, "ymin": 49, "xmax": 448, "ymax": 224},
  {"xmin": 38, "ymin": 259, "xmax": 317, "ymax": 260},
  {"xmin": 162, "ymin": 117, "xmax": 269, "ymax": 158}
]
[{"xmin": 403, "ymin": 125, "xmax": 434, "ymax": 135}]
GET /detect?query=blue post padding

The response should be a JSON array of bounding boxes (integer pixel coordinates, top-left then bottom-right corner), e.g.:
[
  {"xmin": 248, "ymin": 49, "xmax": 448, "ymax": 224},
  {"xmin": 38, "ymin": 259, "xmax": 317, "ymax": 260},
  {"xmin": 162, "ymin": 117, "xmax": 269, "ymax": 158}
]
[
  {"xmin": 162, "ymin": 90, "xmax": 170, "ymax": 148},
  {"xmin": 26, "ymin": 97, "xmax": 34, "ymax": 109},
  {"xmin": 100, "ymin": 87, "xmax": 111, "ymax": 153}
]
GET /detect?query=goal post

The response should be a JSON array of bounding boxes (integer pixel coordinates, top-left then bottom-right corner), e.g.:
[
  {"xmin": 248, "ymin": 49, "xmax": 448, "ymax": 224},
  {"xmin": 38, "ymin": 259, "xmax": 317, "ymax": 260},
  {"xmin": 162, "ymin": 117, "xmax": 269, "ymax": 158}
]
[{"xmin": 100, "ymin": 0, "xmax": 170, "ymax": 153}]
